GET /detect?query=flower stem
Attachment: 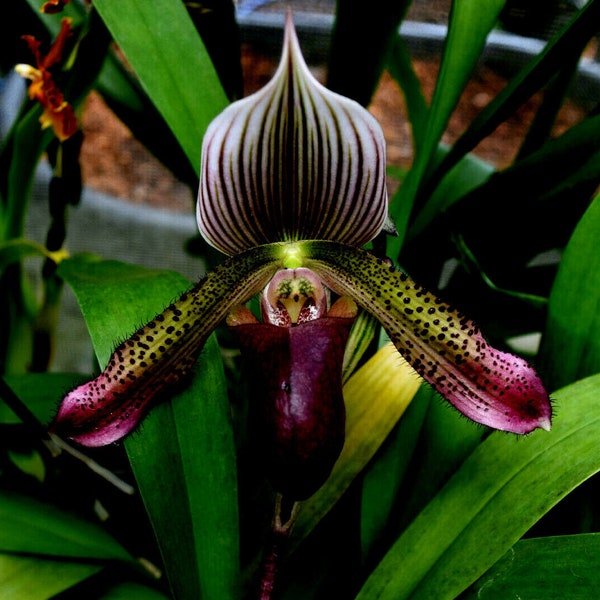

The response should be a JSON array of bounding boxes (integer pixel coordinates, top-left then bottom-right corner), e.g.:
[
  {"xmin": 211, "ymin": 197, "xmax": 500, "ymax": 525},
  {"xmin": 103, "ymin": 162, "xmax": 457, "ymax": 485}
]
[{"xmin": 258, "ymin": 494, "xmax": 300, "ymax": 600}]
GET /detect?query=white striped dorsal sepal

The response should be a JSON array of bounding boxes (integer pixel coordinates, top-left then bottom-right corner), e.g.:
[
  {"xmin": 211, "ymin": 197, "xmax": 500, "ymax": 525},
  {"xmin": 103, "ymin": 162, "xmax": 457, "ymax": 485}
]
[{"xmin": 197, "ymin": 13, "xmax": 388, "ymax": 256}]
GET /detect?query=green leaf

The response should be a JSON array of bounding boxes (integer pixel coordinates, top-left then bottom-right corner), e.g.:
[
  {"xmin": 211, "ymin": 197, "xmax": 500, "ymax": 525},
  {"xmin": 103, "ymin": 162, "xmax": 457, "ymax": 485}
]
[
  {"xmin": 1, "ymin": 105, "xmax": 49, "ymax": 240},
  {"xmin": 539, "ymin": 193, "xmax": 600, "ymax": 390},
  {"xmin": 384, "ymin": 33, "xmax": 431, "ymax": 237},
  {"xmin": 413, "ymin": 147, "xmax": 494, "ymax": 226},
  {"xmin": 386, "ymin": 34, "xmax": 429, "ymax": 157},
  {"xmin": 93, "ymin": 0, "xmax": 228, "ymax": 171},
  {"xmin": 126, "ymin": 337, "xmax": 241, "ymax": 600},
  {"xmin": 410, "ymin": 0, "xmax": 600, "ymax": 237},
  {"xmin": 0, "ymin": 373, "xmax": 86, "ymax": 425},
  {"xmin": 59, "ymin": 255, "xmax": 242, "ymax": 600},
  {"xmin": 95, "ymin": 58, "xmax": 198, "ymax": 186},
  {"xmin": 99, "ymin": 581, "xmax": 171, "ymax": 600},
  {"xmin": 57, "ymin": 254, "xmax": 191, "ymax": 367},
  {"xmin": 293, "ymin": 344, "xmax": 420, "ymax": 545},
  {"xmin": 463, "ymin": 533, "xmax": 600, "ymax": 599},
  {"xmin": 0, "ymin": 266, "xmax": 37, "ymax": 373},
  {"xmin": 0, "ymin": 554, "xmax": 101, "ymax": 600},
  {"xmin": 0, "ymin": 491, "xmax": 131, "ymax": 560},
  {"xmin": 515, "ymin": 55, "xmax": 580, "ymax": 160},
  {"xmin": 360, "ymin": 385, "xmax": 432, "ymax": 562},
  {"xmin": 389, "ymin": 0, "xmax": 506, "ymax": 251},
  {"xmin": 427, "ymin": 0, "xmax": 506, "ymax": 151},
  {"xmin": 389, "ymin": 389, "xmax": 485, "ymax": 534},
  {"xmin": 420, "ymin": 0, "xmax": 600, "ymax": 212},
  {"xmin": 356, "ymin": 373, "xmax": 600, "ymax": 600}
]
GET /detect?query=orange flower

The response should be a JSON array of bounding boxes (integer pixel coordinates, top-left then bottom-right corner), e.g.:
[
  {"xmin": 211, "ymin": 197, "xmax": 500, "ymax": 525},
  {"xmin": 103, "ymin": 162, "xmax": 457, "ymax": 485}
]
[{"xmin": 15, "ymin": 17, "xmax": 78, "ymax": 141}]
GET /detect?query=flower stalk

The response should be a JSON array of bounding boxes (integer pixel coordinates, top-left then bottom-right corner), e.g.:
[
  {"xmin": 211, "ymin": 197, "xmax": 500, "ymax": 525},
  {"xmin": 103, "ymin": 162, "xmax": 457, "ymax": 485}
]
[{"xmin": 258, "ymin": 495, "xmax": 300, "ymax": 600}]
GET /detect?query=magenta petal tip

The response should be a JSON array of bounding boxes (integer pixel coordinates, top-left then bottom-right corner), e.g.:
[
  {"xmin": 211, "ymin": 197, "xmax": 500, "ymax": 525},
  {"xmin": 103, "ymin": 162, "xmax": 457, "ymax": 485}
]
[
  {"xmin": 51, "ymin": 375, "xmax": 148, "ymax": 447},
  {"xmin": 437, "ymin": 344, "xmax": 553, "ymax": 435}
]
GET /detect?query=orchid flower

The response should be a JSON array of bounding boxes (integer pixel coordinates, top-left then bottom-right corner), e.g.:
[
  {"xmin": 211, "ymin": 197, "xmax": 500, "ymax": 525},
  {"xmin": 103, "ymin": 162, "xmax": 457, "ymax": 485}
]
[
  {"xmin": 52, "ymin": 16, "xmax": 551, "ymax": 496},
  {"xmin": 15, "ymin": 17, "xmax": 78, "ymax": 141}
]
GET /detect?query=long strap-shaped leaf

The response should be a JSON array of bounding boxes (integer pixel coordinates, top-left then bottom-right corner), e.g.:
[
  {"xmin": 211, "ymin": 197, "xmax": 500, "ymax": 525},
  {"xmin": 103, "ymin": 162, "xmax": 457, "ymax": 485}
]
[
  {"xmin": 355, "ymin": 373, "xmax": 600, "ymax": 599},
  {"xmin": 409, "ymin": 0, "xmax": 600, "ymax": 237},
  {"xmin": 389, "ymin": 0, "xmax": 506, "ymax": 252},
  {"xmin": 539, "ymin": 192, "xmax": 600, "ymax": 391},
  {"xmin": 125, "ymin": 338, "xmax": 240, "ymax": 600},
  {"xmin": 93, "ymin": 0, "xmax": 228, "ymax": 170},
  {"xmin": 59, "ymin": 249, "xmax": 282, "ymax": 600},
  {"xmin": 464, "ymin": 533, "xmax": 600, "ymax": 599}
]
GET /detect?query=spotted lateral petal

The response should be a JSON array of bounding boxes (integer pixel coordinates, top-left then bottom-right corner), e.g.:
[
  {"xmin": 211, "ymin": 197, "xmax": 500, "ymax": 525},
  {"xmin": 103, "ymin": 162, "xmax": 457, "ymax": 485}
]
[
  {"xmin": 301, "ymin": 241, "xmax": 552, "ymax": 434},
  {"xmin": 51, "ymin": 246, "xmax": 283, "ymax": 446},
  {"xmin": 197, "ymin": 15, "xmax": 388, "ymax": 256}
]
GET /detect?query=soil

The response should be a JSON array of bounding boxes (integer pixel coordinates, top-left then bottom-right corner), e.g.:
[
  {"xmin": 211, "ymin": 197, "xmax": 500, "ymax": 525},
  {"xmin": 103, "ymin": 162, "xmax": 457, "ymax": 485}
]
[{"xmin": 78, "ymin": 8, "xmax": 587, "ymax": 213}]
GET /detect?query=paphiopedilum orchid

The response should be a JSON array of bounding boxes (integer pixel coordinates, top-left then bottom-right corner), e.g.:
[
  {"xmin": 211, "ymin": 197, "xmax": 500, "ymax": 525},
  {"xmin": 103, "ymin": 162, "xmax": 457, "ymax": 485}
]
[{"xmin": 52, "ymin": 16, "xmax": 551, "ymax": 499}]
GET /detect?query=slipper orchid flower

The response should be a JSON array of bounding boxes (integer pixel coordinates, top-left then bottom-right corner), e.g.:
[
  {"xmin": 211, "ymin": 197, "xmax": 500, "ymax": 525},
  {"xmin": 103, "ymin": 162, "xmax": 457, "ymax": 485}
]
[{"xmin": 52, "ymin": 16, "xmax": 551, "ymax": 495}]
